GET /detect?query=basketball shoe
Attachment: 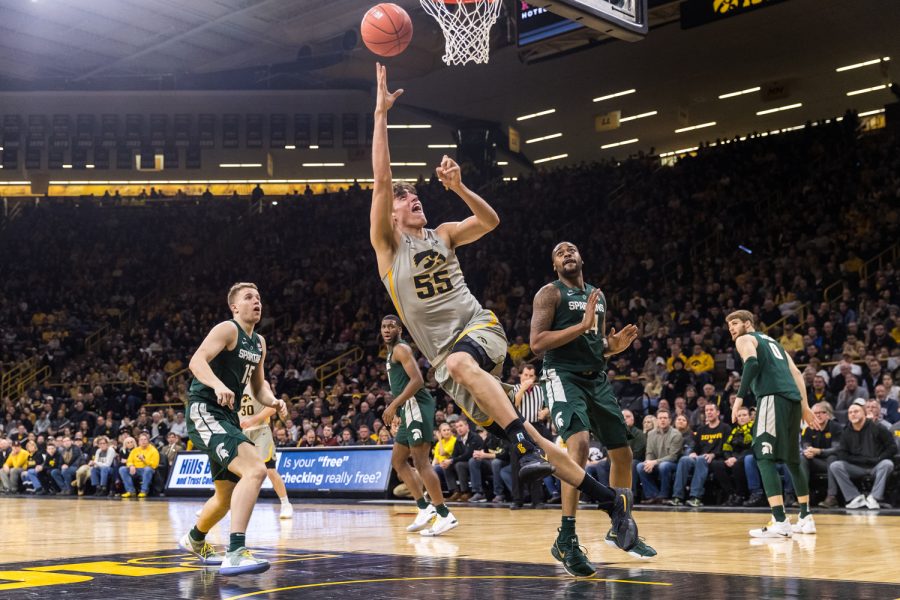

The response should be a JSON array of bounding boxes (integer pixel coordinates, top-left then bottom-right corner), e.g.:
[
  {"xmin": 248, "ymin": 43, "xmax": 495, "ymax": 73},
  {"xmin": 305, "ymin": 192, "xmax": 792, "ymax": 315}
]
[
  {"xmin": 407, "ymin": 504, "xmax": 437, "ymax": 532},
  {"xmin": 605, "ymin": 528, "xmax": 657, "ymax": 559},
  {"xmin": 219, "ymin": 547, "xmax": 270, "ymax": 576},
  {"xmin": 179, "ymin": 533, "xmax": 224, "ymax": 566},
  {"xmin": 749, "ymin": 519, "xmax": 792, "ymax": 539},
  {"xmin": 419, "ymin": 512, "xmax": 458, "ymax": 537},
  {"xmin": 551, "ymin": 532, "xmax": 596, "ymax": 578},
  {"xmin": 791, "ymin": 515, "xmax": 817, "ymax": 534},
  {"xmin": 607, "ymin": 488, "xmax": 639, "ymax": 552}
]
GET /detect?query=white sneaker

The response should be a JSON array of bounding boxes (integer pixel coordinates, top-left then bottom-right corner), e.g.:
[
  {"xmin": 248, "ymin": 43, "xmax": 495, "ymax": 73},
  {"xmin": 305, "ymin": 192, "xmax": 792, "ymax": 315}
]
[
  {"xmin": 420, "ymin": 512, "xmax": 459, "ymax": 537},
  {"xmin": 749, "ymin": 519, "xmax": 792, "ymax": 539},
  {"xmin": 846, "ymin": 494, "xmax": 868, "ymax": 509},
  {"xmin": 279, "ymin": 502, "xmax": 293, "ymax": 519},
  {"xmin": 791, "ymin": 515, "xmax": 817, "ymax": 535},
  {"xmin": 406, "ymin": 504, "xmax": 437, "ymax": 532},
  {"xmin": 865, "ymin": 494, "xmax": 880, "ymax": 510},
  {"xmin": 179, "ymin": 533, "xmax": 224, "ymax": 565},
  {"xmin": 219, "ymin": 547, "xmax": 270, "ymax": 576}
]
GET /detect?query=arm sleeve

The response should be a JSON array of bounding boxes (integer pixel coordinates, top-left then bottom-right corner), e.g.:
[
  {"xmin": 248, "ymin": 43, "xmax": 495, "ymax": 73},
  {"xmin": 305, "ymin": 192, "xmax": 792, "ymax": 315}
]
[{"xmin": 737, "ymin": 356, "xmax": 760, "ymax": 398}]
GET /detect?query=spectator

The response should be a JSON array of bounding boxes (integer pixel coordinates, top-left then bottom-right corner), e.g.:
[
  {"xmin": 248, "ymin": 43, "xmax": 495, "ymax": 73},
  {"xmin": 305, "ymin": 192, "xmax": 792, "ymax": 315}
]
[
  {"xmin": 169, "ymin": 412, "xmax": 188, "ymax": 442},
  {"xmin": 808, "ymin": 375, "xmax": 836, "ymax": 409},
  {"xmin": 432, "ymin": 422, "xmax": 457, "ymax": 492},
  {"xmin": 467, "ymin": 429, "xmax": 503, "ymax": 503},
  {"xmin": 685, "ymin": 345, "xmax": 714, "ymax": 386},
  {"xmin": 88, "ymin": 436, "xmax": 118, "ymax": 496},
  {"xmin": 508, "ymin": 335, "xmax": 531, "ymax": 365},
  {"xmin": 1, "ymin": 441, "xmax": 29, "ymax": 493},
  {"xmin": 668, "ymin": 403, "xmax": 731, "ymax": 507},
  {"xmin": 836, "ymin": 375, "xmax": 867, "ymax": 413},
  {"xmin": 510, "ymin": 363, "xmax": 549, "ymax": 508},
  {"xmin": 872, "ymin": 385, "xmax": 900, "ymax": 425},
  {"xmin": 25, "ymin": 440, "xmax": 55, "ymax": 495},
  {"xmin": 828, "ymin": 399, "xmax": 896, "ymax": 509},
  {"xmin": 663, "ymin": 358, "xmax": 691, "ymax": 402},
  {"xmin": 355, "ymin": 425, "xmax": 376, "ymax": 446},
  {"xmin": 118, "ymin": 432, "xmax": 159, "ymax": 498},
  {"xmin": 443, "ymin": 419, "xmax": 483, "ymax": 502},
  {"xmin": 637, "ymin": 409, "xmax": 682, "ymax": 504},
  {"xmin": 779, "ymin": 323, "xmax": 804, "ymax": 357},
  {"xmin": 50, "ymin": 436, "xmax": 84, "ymax": 495},
  {"xmin": 320, "ymin": 425, "xmax": 339, "ymax": 447},
  {"xmin": 298, "ymin": 429, "xmax": 323, "ymax": 448},
  {"xmin": 865, "ymin": 399, "xmax": 892, "ymax": 431},
  {"xmin": 719, "ymin": 406, "xmax": 755, "ymax": 506},
  {"xmin": 377, "ymin": 427, "xmax": 393, "ymax": 445},
  {"xmin": 338, "ymin": 429, "xmax": 356, "ymax": 447},
  {"xmin": 805, "ymin": 402, "xmax": 844, "ymax": 508}
]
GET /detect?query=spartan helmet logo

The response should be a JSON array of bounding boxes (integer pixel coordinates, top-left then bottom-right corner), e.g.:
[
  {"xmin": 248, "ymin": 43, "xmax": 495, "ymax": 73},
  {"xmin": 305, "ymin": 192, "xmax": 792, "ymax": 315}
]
[
  {"xmin": 413, "ymin": 249, "xmax": 446, "ymax": 270},
  {"xmin": 216, "ymin": 443, "xmax": 230, "ymax": 462},
  {"xmin": 761, "ymin": 442, "xmax": 773, "ymax": 455},
  {"xmin": 555, "ymin": 415, "xmax": 565, "ymax": 431}
]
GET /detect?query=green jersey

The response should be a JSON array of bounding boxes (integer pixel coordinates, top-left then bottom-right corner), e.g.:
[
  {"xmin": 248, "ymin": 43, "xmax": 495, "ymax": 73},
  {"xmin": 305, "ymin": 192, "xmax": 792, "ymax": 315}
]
[
  {"xmin": 188, "ymin": 320, "xmax": 263, "ymax": 408},
  {"xmin": 744, "ymin": 331, "xmax": 801, "ymax": 401},
  {"xmin": 542, "ymin": 280, "xmax": 607, "ymax": 373},
  {"xmin": 387, "ymin": 340, "xmax": 434, "ymax": 405}
]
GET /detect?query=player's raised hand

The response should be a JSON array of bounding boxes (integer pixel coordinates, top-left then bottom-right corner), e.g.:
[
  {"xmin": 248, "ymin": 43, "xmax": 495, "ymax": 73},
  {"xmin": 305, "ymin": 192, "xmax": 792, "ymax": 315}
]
[
  {"xmin": 375, "ymin": 62, "xmax": 403, "ymax": 113},
  {"xmin": 215, "ymin": 385, "xmax": 235, "ymax": 409},
  {"xmin": 581, "ymin": 289, "xmax": 601, "ymax": 333},
  {"xmin": 608, "ymin": 323, "xmax": 639, "ymax": 354},
  {"xmin": 436, "ymin": 155, "xmax": 462, "ymax": 191}
]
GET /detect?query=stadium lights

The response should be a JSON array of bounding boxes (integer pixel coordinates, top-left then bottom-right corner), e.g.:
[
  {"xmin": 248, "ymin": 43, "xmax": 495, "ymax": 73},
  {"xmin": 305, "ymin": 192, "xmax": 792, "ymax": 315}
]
[
  {"xmin": 302, "ymin": 163, "xmax": 345, "ymax": 167},
  {"xmin": 718, "ymin": 86, "xmax": 761, "ymax": 99},
  {"xmin": 387, "ymin": 124, "xmax": 432, "ymax": 129},
  {"xmin": 533, "ymin": 153, "xmax": 568, "ymax": 164},
  {"xmin": 86, "ymin": 164, "xmax": 95, "ymax": 169},
  {"xmin": 619, "ymin": 111, "xmax": 658, "ymax": 122},
  {"xmin": 836, "ymin": 57, "xmax": 890, "ymax": 72},
  {"xmin": 220, "ymin": 163, "xmax": 262, "ymax": 168},
  {"xmin": 428, "ymin": 144, "xmax": 457, "ymax": 148},
  {"xmin": 674, "ymin": 122, "xmax": 716, "ymax": 133},
  {"xmin": 516, "ymin": 108, "xmax": 556, "ymax": 121},
  {"xmin": 309, "ymin": 145, "xmax": 319, "ymax": 149},
  {"xmin": 601, "ymin": 138, "xmax": 639, "ymax": 150},
  {"xmin": 497, "ymin": 161, "xmax": 508, "ymax": 166},
  {"xmin": 858, "ymin": 108, "xmax": 886, "ymax": 117},
  {"xmin": 62, "ymin": 164, "xmax": 73, "ymax": 169},
  {"xmin": 390, "ymin": 162, "xmax": 427, "ymax": 166},
  {"xmin": 756, "ymin": 103, "xmax": 803, "ymax": 115},
  {"xmin": 284, "ymin": 145, "xmax": 296, "ymax": 149},
  {"xmin": 592, "ymin": 89, "xmax": 636, "ymax": 103},
  {"xmin": 525, "ymin": 133, "xmax": 563, "ymax": 144},
  {"xmin": 503, "ymin": 177, "xmax": 518, "ymax": 181},
  {"xmin": 846, "ymin": 84, "xmax": 888, "ymax": 96},
  {"xmin": 658, "ymin": 146, "xmax": 698, "ymax": 158}
]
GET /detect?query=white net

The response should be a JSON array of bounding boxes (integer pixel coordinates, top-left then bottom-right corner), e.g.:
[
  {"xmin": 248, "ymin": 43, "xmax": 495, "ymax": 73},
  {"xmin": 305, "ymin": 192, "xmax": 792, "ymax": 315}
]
[{"xmin": 419, "ymin": 0, "xmax": 503, "ymax": 66}]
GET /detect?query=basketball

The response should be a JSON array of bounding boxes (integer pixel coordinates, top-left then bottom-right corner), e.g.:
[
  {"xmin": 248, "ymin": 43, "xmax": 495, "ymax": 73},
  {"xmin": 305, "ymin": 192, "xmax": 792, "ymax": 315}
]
[{"xmin": 361, "ymin": 3, "xmax": 413, "ymax": 57}]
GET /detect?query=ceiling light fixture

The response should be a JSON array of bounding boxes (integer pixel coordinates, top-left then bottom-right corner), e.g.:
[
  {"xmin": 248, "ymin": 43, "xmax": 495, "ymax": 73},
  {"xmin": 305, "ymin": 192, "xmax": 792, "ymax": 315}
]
[
  {"xmin": 592, "ymin": 89, "xmax": 636, "ymax": 103},
  {"xmin": 619, "ymin": 111, "xmax": 658, "ymax": 122},
  {"xmin": 846, "ymin": 84, "xmax": 888, "ymax": 96},
  {"xmin": 533, "ymin": 153, "xmax": 568, "ymax": 164},
  {"xmin": 836, "ymin": 57, "xmax": 890, "ymax": 72},
  {"xmin": 601, "ymin": 138, "xmax": 639, "ymax": 150},
  {"xmin": 516, "ymin": 109, "xmax": 556, "ymax": 121},
  {"xmin": 674, "ymin": 122, "xmax": 716, "ymax": 133},
  {"xmin": 525, "ymin": 133, "xmax": 563, "ymax": 144},
  {"xmin": 718, "ymin": 86, "xmax": 761, "ymax": 99},
  {"xmin": 756, "ymin": 103, "xmax": 803, "ymax": 115}
]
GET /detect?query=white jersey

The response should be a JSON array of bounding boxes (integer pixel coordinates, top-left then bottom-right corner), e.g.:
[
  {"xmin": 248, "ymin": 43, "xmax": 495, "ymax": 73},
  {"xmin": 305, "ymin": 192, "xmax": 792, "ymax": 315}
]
[
  {"xmin": 239, "ymin": 384, "xmax": 269, "ymax": 433},
  {"xmin": 381, "ymin": 228, "xmax": 485, "ymax": 365}
]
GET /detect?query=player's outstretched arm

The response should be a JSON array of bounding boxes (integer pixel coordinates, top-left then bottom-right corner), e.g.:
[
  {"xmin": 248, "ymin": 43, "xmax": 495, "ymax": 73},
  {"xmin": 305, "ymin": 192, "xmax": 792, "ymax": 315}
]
[
  {"xmin": 529, "ymin": 285, "xmax": 595, "ymax": 355},
  {"xmin": 732, "ymin": 335, "xmax": 759, "ymax": 423},
  {"xmin": 189, "ymin": 321, "xmax": 239, "ymax": 408},
  {"xmin": 249, "ymin": 337, "xmax": 288, "ymax": 419},
  {"xmin": 435, "ymin": 155, "xmax": 499, "ymax": 249},
  {"xmin": 371, "ymin": 62, "xmax": 403, "ymax": 271},
  {"xmin": 382, "ymin": 344, "xmax": 424, "ymax": 425}
]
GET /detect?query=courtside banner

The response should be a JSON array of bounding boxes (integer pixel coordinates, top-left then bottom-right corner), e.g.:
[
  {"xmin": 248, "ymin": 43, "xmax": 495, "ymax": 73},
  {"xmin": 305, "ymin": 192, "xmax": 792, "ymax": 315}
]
[{"xmin": 165, "ymin": 446, "xmax": 394, "ymax": 497}]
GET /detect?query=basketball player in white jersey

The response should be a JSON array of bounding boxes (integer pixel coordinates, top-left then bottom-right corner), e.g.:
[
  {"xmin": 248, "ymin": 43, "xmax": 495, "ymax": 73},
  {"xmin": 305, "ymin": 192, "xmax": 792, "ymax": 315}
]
[
  {"xmin": 239, "ymin": 382, "xmax": 293, "ymax": 519},
  {"xmin": 369, "ymin": 63, "xmax": 638, "ymax": 551}
]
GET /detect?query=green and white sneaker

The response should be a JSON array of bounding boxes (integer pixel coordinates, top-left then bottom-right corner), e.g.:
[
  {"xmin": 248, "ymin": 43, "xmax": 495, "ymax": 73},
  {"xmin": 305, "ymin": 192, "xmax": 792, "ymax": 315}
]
[
  {"xmin": 219, "ymin": 547, "xmax": 270, "ymax": 576},
  {"xmin": 605, "ymin": 528, "xmax": 657, "ymax": 559},
  {"xmin": 179, "ymin": 533, "xmax": 224, "ymax": 566},
  {"xmin": 551, "ymin": 532, "xmax": 597, "ymax": 578}
]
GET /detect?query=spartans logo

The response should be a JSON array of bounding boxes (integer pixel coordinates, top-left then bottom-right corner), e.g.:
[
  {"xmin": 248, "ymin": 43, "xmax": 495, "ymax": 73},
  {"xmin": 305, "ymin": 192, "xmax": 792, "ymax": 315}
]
[
  {"xmin": 413, "ymin": 249, "xmax": 447, "ymax": 270},
  {"xmin": 216, "ymin": 443, "xmax": 230, "ymax": 462},
  {"xmin": 555, "ymin": 415, "xmax": 565, "ymax": 431},
  {"xmin": 761, "ymin": 442, "xmax": 773, "ymax": 455},
  {"xmin": 412, "ymin": 430, "xmax": 422, "ymax": 441}
]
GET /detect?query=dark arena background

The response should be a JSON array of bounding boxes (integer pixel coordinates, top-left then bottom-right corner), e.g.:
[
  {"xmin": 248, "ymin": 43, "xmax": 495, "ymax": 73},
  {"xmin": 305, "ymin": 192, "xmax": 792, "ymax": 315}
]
[{"xmin": 1, "ymin": 0, "xmax": 900, "ymax": 598}]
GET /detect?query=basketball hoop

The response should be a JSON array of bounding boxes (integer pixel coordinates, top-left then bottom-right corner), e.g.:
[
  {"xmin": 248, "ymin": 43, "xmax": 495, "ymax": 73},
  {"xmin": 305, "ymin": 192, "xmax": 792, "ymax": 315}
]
[{"xmin": 419, "ymin": 0, "xmax": 502, "ymax": 66}]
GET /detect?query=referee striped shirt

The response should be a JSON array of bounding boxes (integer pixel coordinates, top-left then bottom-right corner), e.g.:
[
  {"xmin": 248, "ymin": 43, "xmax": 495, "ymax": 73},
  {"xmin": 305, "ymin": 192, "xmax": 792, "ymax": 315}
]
[{"xmin": 513, "ymin": 382, "xmax": 547, "ymax": 424}]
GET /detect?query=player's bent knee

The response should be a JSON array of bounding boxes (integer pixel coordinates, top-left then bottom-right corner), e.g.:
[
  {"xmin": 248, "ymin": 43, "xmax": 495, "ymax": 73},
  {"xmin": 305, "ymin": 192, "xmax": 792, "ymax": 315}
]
[{"xmin": 445, "ymin": 352, "xmax": 477, "ymax": 381}]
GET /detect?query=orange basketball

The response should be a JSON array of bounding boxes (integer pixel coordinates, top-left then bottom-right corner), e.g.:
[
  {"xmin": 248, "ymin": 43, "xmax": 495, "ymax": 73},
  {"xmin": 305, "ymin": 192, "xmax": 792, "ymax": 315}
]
[{"xmin": 361, "ymin": 3, "xmax": 413, "ymax": 57}]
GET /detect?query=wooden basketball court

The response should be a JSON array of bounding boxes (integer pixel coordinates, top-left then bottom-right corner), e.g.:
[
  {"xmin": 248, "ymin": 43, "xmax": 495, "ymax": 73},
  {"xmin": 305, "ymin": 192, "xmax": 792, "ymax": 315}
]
[{"xmin": 1, "ymin": 496, "xmax": 898, "ymax": 599}]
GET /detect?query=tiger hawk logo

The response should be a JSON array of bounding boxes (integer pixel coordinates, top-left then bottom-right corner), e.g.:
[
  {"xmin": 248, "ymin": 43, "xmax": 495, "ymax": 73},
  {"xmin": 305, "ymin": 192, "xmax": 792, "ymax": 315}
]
[{"xmin": 413, "ymin": 249, "xmax": 446, "ymax": 270}]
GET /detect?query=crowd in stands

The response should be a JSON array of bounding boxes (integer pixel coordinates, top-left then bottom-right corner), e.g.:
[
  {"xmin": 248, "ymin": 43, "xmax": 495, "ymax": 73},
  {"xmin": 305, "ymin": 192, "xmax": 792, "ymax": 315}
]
[{"xmin": 2, "ymin": 116, "xmax": 900, "ymax": 506}]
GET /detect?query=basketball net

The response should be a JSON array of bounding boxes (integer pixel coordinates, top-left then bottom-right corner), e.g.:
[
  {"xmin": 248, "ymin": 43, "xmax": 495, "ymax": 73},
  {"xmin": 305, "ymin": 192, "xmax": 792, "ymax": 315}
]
[{"xmin": 419, "ymin": 0, "xmax": 503, "ymax": 66}]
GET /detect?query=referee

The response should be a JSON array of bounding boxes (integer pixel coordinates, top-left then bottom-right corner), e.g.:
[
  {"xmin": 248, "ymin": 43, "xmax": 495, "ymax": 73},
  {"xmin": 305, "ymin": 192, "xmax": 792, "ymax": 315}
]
[{"xmin": 509, "ymin": 363, "xmax": 551, "ymax": 508}]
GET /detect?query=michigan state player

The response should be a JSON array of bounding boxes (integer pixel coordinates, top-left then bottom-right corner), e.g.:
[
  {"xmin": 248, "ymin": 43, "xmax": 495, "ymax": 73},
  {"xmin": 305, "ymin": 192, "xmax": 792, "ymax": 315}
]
[
  {"xmin": 530, "ymin": 241, "xmax": 656, "ymax": 577},
  {"xmin": 239, "ymin": 381, "xmax": 293, "ymax": 519},
  {"xmin": 179, "ymin": 282, "xmax": 288, "ymax": 575},
  {"xmin": 380, "ymin": 315, "xmax": 458, "ymax": 536},
  {"xmin": 727, "ymin": 310, "xmax": 821, "ymax": 538},
  {"xmin": 371, "ymin": 63, "xmax": 637, "ymax": 553}
]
